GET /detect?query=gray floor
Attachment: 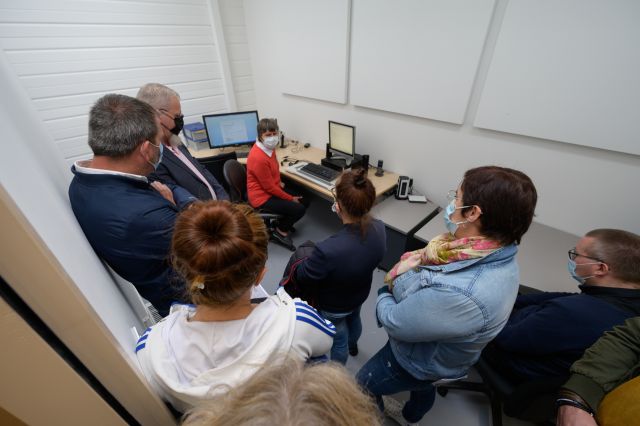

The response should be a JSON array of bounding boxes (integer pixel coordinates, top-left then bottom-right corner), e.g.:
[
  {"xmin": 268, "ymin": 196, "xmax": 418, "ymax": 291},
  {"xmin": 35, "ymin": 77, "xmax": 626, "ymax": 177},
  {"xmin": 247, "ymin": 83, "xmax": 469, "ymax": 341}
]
[{"xmin": 260, "ymin": 194, "xmax": 535, "ymax": 426}]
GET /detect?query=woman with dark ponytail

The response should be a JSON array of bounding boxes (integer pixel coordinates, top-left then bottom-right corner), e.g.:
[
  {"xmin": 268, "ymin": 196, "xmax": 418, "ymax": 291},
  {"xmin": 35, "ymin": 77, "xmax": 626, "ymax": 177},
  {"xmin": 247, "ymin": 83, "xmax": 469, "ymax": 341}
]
[{"xmin": 293, "ymin": 169, "xmax": 386, "ymax": 364}]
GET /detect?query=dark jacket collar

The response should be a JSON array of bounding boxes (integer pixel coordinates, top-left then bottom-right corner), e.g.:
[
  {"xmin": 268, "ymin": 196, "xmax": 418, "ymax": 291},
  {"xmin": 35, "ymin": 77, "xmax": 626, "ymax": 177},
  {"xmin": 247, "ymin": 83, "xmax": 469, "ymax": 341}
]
[{"xmin": 580, "ymin": 284, "xmax": 640, "ymax": 315}]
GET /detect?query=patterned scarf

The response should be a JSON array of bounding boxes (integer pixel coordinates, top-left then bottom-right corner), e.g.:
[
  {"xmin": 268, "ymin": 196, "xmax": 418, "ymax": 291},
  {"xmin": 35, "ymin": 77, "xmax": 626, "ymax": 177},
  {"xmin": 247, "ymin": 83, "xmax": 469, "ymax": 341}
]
[{"xmin": 384, "ymin": 233, "xmax": 502, "ymax": 285}]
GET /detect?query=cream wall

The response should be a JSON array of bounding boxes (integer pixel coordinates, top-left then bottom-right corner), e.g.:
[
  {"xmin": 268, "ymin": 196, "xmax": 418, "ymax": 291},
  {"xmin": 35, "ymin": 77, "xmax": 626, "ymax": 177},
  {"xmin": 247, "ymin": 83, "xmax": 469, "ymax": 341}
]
[{"xmin": 243, "ymin": 0, "xmax": 640, "ymax": 237}]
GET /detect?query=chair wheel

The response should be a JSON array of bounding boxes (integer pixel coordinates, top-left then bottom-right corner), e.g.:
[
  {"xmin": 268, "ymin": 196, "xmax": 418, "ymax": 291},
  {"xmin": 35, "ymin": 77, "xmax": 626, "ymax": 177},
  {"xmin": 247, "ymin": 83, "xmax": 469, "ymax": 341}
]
[{"xmin": 437, "ymin": 387, "xmax": 449, "ymax": 397}]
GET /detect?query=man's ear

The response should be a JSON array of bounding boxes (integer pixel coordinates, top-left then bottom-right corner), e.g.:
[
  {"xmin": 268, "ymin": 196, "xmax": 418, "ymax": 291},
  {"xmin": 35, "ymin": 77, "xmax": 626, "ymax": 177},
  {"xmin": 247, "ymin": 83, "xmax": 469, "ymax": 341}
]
[
  {"xmin": 594, "ymin": 262, "xmax": 610, "ymax": 277},
  {"xmin": 139, "ymin": 140, "xmax": 150, "ymax": 160}
]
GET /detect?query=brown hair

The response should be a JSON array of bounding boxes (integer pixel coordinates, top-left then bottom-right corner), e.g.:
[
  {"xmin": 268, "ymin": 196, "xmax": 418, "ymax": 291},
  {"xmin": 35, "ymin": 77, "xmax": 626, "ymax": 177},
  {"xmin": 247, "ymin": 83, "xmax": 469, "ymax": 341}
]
[
  {"xmin": 461, "ymin": 166, "xmax": 537, "ymax": 245},
  {"xmin": 171, "ymin": 201, "xmax": 269, "ymax": 306},
  {"xmin": 585, "ymin": 229, "xmax": 640, "ymax": 284},
  {"xmin": 256, "ymin": 118, "xmax": 279, "ymax": 141},
  {"xmin": 182, "ymin": 358, "xmax": 382, "ymax": 426},
  {"xmin": 335, "ymin": 169, "xmax": 376, "ymax": 237}
]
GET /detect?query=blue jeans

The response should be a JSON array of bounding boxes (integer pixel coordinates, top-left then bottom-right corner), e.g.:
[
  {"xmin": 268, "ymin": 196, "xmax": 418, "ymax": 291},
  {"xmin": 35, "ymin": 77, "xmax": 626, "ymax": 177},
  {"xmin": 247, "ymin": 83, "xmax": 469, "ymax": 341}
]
[
  {"xmin": 356, "ymin": 341, "xmax": 436, "ymax": 423},
  {"xmin": 320, "ymin": 306, "xmax": 362, "ymax": 365}
]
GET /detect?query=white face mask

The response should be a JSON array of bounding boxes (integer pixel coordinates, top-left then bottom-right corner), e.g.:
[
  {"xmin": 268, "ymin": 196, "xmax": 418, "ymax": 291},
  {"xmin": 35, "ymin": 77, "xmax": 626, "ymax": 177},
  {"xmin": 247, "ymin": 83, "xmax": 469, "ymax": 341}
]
[{"xmin": 262, "ymin": 135, "xmax": 279, "ymax": 150}]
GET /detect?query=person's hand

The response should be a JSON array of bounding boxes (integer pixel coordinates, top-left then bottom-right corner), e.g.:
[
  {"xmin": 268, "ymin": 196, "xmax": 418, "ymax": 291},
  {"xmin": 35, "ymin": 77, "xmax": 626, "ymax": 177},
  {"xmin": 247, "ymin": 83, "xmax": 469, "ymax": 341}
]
[
  {"xmin": 556, "ymin": 405, "xmax": 597, "ymax": 426},
  {"xmin": 150, "ymin": 181, "xmax": 175, "ymax": 205},
  {"xmin": 293, "ymin": 196, "xmax": 303, "ymax": 204}
]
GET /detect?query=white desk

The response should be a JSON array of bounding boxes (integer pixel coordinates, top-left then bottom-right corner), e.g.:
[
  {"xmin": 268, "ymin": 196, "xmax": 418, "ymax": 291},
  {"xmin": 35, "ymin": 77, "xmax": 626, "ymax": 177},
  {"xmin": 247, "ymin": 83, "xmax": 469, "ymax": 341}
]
[
  {"xmin": 371, "ymin": 197, "xmax": 440, "ymax": 270},
  {"xmin": 413, "ymin": 219, "xmax": 580, "ymax": 293}
]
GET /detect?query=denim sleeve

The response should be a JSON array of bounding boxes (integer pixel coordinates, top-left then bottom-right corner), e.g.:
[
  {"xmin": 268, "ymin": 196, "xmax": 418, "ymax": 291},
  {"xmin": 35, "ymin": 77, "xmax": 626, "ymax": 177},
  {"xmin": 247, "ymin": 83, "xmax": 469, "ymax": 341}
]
[{"xmin": 376, "ymin": 286, "xmax": 485, "ymax": 342}]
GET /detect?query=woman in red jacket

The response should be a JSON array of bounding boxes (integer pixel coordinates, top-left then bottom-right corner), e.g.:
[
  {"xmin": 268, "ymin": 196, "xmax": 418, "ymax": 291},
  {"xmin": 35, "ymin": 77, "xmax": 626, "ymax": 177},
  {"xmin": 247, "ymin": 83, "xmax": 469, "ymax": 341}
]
[{"xmin": 246, "ymin": 118, "xmax": 307, "ymax": 250}]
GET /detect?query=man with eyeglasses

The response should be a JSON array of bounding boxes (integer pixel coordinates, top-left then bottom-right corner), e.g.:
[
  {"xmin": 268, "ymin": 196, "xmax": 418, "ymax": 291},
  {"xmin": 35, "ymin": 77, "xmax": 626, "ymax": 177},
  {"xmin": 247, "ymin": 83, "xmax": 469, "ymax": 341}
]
[
  {"xmin": 137, "ymin": 83, "xmax": 229, "ymax": 201},
  {"xmin": 482, "ymin": 228, "xmax": 640, "ymax": 383}
]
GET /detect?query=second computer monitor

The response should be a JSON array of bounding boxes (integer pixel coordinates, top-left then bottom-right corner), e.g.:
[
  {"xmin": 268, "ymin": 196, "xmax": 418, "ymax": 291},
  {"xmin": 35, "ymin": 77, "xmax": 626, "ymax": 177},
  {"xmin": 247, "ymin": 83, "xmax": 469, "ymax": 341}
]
[
  {"xmin": 329, "ymin": 121, "xmax": 355, "ymax": 157},
  {"xmin": 203, "ymin": 111, "xmax": 259, "ymax": 149}
]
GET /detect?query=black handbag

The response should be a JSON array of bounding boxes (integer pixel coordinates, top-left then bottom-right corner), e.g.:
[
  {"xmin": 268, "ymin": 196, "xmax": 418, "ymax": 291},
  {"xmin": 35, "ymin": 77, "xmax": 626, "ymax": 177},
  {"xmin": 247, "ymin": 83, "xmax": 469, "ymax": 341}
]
[{"xmin": 279, "ymin": 240, "xmax": 318, "ymax": 307}]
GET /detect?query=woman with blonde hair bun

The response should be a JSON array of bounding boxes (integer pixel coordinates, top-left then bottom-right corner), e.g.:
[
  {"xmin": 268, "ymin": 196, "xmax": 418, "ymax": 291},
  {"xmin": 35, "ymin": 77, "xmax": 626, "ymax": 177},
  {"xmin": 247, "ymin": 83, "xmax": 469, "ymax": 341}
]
[
  {"xmin": 182, "ymin": 358, "xmax": 382, "ymax": 426},
  {"xmin": 135, "ymin": 201, "xmax": 335, "ymax": 412}
]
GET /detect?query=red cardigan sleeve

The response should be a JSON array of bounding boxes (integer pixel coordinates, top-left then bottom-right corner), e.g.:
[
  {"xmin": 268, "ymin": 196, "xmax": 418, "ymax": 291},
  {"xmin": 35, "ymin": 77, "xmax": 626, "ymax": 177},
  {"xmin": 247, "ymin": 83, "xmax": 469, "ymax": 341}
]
[{"xmin": 247, "ymin": 149, "xmax": 294, "ymax": 203}]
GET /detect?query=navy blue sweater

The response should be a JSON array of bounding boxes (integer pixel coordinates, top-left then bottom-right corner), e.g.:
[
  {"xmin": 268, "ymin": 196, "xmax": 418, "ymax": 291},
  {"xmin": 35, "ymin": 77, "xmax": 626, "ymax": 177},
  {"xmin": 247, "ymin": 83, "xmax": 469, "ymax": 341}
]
[
  {"xmin": 488, "ymin": 284, "xmax": 640, "ymax": 381},
  {"xmin": 294, "ymin": 219, "xmax": 386, "ymax": 312},
  {"xmin": 69, "ymin": 166, "xmax": 195, "ymax": 316}
]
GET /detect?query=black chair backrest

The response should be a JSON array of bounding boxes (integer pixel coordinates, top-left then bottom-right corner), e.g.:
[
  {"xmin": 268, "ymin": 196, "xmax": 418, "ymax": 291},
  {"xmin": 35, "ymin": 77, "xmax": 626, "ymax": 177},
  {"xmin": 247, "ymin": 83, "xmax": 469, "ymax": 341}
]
[
  {"xmin": 197, "ymin": 151, "xmax": 238, "ymax": 193},
  {"xmin": 223, "ymin": 160, "xmax": 247, "ymax": 203}
]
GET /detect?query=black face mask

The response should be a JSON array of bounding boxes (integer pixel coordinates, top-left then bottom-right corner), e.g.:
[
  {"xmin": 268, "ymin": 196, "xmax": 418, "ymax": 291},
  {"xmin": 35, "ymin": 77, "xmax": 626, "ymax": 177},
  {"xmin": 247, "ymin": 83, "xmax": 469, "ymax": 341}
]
[{"xmin": 170, "ymin": 115, "xmax": 184, "ymax": 135}]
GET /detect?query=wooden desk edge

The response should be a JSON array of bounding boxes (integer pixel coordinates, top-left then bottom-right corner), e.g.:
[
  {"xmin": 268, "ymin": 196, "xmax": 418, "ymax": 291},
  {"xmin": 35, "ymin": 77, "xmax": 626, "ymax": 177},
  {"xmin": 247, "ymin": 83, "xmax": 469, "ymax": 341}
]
[{"xmin": 189, "ymin": 145, "xmax": 399, "ymax": 199}]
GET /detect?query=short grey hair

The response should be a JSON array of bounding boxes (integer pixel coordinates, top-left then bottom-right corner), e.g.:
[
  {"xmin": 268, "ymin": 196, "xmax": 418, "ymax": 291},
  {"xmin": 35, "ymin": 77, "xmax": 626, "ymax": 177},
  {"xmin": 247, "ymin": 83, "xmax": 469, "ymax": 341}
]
[
  {"xmin": 88, "ymin": 94, "xmax": 158, "ymax": 157},
  {"xmin": 257, "ymin": 118, "xmax": 279, "ymax": 141},
  {"xmin": 136, "ymin": 83, "xmax": 180, "ymax": 110}
]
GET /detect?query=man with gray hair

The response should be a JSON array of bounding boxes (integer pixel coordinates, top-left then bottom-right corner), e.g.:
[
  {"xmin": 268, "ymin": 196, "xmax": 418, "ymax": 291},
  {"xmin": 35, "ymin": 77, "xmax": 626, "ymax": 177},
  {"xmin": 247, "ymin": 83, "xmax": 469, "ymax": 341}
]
[
  {"xmin": 137, "ymin": 83, "xmax": 229, "ymax": 201},
  {"xmin": 69, "ymin": 94, "xmax": 195, "ymax": 316}
]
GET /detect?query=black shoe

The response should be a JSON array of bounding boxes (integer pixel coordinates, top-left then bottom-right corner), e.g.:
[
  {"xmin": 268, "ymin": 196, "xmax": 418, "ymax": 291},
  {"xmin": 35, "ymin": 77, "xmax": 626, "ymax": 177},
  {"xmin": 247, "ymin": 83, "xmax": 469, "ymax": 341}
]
[
  {"xmin": 271, "ymin": 231, "xmax": 296, "ymax": 251},
  {"xmin": 349, "ymin": 344, "xmax": 358, "ymax": 356}
]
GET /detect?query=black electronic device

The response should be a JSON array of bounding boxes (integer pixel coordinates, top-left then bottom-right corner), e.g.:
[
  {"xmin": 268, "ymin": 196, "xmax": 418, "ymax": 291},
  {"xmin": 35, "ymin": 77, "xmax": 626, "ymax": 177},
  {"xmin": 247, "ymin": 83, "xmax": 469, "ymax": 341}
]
[
  {"xmin": 375, "ymin": 160, "xmax": 384, "ymax": 177},
  {"xmin": 395, "ymin": 176, "xmax": 413, "ymax": 200},
  {"xmin": 300, "ymin": 162, "xmax": 340, "ymax": 182},
  {"xmin": 361, "ymin": 154, "xmax": 369, "ymax": 169},
  {"xmin": 350, "ymin": 154, "xmax": 368, "ymax": 172},
  {"xmin": 280, "ymin": 132, "xmax": 287, "ymax": 148},
  {"xmin": 325, "ymin": 143, "xmax": 332, "ymax": 159},
  {"xmin": 321, "ymin": 156, "xmax": 347, "ymax": 172}
]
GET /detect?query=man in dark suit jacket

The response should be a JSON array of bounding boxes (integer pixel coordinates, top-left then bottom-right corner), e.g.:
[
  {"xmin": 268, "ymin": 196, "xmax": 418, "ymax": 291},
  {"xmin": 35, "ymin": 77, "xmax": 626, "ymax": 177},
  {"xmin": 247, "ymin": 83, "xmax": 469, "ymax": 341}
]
[{"xmin": 137, "ymin": 83, "xmax": 229, "ymax": 201}]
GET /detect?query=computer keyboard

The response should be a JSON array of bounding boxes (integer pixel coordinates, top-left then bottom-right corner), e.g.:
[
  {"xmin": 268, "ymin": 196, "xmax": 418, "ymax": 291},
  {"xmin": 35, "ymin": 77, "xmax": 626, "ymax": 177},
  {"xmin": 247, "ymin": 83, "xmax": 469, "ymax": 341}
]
[{"xmin": 299, "ymin": 162, "xmax": 340, "ymax": 182}]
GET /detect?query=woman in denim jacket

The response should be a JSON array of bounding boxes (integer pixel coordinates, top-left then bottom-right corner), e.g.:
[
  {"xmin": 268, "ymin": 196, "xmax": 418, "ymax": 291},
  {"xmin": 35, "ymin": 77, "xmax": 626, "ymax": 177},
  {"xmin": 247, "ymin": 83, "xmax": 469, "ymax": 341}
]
[{"xmin": 356, "ymin": 166, "xmax": 538, "ymax": 425}]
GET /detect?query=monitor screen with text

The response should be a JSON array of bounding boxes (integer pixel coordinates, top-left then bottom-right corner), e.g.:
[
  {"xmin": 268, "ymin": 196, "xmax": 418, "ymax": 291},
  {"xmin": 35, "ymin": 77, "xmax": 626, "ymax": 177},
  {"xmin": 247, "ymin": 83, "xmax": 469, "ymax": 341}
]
[{"xmin": 203, "ymin": 111, "xmax": 259, "ymax": 149}]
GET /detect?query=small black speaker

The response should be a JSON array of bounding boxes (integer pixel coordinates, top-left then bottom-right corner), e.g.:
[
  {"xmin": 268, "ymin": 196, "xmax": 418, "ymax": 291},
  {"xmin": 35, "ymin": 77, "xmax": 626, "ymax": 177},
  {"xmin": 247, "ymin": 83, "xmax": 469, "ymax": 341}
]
[
  {"xmin": 361, "ymin": 154, "xmax": 369, "ymax": 169},
  {"xmin": 325, "ymin": 143, "xmax": 332, "ymax": 159},
  {"xmin": 375, "ymin": 159, "xmax": 384, "ymax": 177}
]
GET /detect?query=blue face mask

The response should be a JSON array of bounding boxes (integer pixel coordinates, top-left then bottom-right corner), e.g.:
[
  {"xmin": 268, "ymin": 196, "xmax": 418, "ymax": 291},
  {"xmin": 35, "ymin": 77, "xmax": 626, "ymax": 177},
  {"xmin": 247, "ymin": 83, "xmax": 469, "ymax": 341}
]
[
  {"xmin": 148, "ymin": 141, "xmax": 164, "ymax": 170},
  {"xmin": 567, "ymin": 259, "xmax": 598, "ymax": 284},
  {"xmin": 443, "ymin": 200, "xmax": 469, "ymax": 235}
]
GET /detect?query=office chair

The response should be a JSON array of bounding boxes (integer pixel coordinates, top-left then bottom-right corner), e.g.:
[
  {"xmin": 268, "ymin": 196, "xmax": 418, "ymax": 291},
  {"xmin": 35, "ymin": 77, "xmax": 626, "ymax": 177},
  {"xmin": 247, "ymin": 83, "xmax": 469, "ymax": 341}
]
[
  {"xmin": 436, "ymin": 355, "xmax": 564, "ymax": 426},
  {"xmin": 222, "ymin": 160, "xmax": 289, "ymax": 249},
  {"xmin": 197, "ymin": 151, "xmax": 238, "ymax": 193}
]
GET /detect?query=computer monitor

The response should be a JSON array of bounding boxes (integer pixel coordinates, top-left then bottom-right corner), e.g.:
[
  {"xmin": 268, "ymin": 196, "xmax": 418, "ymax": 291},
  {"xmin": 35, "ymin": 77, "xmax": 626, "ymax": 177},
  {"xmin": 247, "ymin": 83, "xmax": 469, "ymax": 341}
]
[
  {"xmin": 328, "ymin": 121, "xmax": 355, "ymax": 157},
  {"xmin": 203, "ymin": 111, "xmax": 259, "ymax": 149}
]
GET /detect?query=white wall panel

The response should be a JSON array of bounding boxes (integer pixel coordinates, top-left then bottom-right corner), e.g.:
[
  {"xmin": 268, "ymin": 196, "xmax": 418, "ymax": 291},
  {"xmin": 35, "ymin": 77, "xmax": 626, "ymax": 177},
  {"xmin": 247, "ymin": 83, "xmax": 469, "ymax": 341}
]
[
  {"xmin": 277, "ymin": 0, "xmax": 351, "ymax": 104},
  {"xmin": 0, "ymin": 0, "xmax": 232, "ymax": 161},
  {"xmin": 475, "ymin": 0, "xmax": 640, "ymax": 155},
  {"xmin": 350, "ymin": 0, "xmax": 495, "ymax": 124}
]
